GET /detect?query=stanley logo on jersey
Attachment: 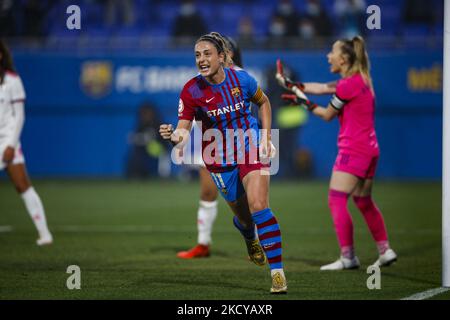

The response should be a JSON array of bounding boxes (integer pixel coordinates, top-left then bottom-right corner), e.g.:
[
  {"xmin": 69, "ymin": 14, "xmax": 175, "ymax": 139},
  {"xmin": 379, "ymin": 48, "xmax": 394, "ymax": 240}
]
[
  {"xmin": 231, "ymin": 87, "xmax": 240, "ymax": 97},
  {"xmin": 80, "ymin": 61, "xmax": 113, "ymax": 98}
]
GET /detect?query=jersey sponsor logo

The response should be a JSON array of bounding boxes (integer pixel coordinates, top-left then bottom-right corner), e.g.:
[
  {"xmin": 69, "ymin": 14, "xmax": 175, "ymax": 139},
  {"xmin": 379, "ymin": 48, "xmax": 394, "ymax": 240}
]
[
  {"xmin": 206, "ymin": 101, "xmax": 244, "ymax": 118},
  {"xmin": 80, "ymin": 61, "xmax": 113, "ymax": 98},
  {"xmin": 178, "ymin": 99, "xmax": 184, "ymax": 114},
  {"xmin": 231, "ymin": 87, "xmax": 240, "ymax": 97}
]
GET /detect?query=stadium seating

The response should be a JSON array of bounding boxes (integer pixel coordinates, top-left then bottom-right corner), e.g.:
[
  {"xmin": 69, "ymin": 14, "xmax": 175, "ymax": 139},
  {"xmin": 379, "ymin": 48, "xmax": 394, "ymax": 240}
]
[{"xmin": 8, "ymin": 0, "xmax": 444, "ymax": 47}]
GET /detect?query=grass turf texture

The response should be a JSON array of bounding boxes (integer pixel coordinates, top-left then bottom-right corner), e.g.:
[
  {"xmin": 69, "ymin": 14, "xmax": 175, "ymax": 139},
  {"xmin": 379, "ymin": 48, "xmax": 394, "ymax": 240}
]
[{"xmin": 0, "ymin": 179, "xmax": 446, "ymax": 300}]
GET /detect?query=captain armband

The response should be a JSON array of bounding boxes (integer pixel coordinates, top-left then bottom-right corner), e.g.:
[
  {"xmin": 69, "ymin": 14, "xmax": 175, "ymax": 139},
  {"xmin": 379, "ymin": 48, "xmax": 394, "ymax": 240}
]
[
  {"xmin": 330, "ymin": 94, "xmax": 346, "ymax": 111},
  {"xmin": 250, "ymin": 87, "xmax": 265, "ymax": 105}
]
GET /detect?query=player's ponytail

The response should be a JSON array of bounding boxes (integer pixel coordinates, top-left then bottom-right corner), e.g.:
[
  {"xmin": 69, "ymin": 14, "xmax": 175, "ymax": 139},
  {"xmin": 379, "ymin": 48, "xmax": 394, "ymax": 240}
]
[
  {"xmin": 0, "ymin": 39, "xmax": 16, "ymax": 85},
  {"xmin": 209, "ymin": 32, "xmax": 235, "ymax": 67},
  {"xmin": 352, "ymin": 36, "xmax": 371, "ymax": 86},
  {"xmin": 339, "ymin": 36, "xmax": 372, "ymax": 88}
]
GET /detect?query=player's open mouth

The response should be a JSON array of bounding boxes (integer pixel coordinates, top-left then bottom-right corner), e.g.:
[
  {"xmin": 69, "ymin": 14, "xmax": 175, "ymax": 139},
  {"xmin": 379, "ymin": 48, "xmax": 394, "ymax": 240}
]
[{"xmin": 199, "ymin": 65, "xmax": 210, "ymax": 73}]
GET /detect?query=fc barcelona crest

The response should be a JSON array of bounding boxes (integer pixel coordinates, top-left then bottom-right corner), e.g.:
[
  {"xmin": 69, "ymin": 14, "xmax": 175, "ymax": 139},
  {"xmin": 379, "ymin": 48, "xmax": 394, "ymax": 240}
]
[
  {"xmin": 80, "ymin": 61, "xmax": 113, "ymax": 98},
  {"xmin": 231, "ymin": 87, "xmax": 240, "ymax": 97}
]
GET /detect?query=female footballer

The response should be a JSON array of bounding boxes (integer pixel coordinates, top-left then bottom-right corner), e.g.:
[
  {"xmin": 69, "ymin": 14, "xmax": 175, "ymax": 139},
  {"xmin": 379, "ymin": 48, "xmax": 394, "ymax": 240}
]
[
  {"xmin": 177, "ymin": 35, "xmax": 243, "ymax": 260},
  {"xmin": 277, "ymin": 36, "xmax": 397, "ymax": 270},
  {"xmin": 160, "ymin": 32, "xmax": 287, "ymax": 293},
  {"xmin": 0, "ymin": 40, "xmax": 53, "ymax": 246}
]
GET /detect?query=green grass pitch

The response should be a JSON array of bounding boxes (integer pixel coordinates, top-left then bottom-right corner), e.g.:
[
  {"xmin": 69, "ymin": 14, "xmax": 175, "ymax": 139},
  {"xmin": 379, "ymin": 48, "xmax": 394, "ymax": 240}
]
[{"xmin": 0, "ymin": 179, "xmax": 447, "ymax": 300}]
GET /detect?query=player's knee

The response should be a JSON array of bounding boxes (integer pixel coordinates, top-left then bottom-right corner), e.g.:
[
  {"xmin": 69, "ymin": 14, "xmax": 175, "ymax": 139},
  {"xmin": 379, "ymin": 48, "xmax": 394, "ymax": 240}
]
[
  {"xmin": 14, "ymin": 178, "xmax": 31, "ymax": 194},
  {"xmin": 200, "ymin": 189, "xmax": 218, "ymax": 202},
  {"xmin": 249, "ymin": 199, "xmax": 268, "ymax": 213},
  {"xmin": 16, "ymin": 183, "xmax": 31, "ymax": 194}
]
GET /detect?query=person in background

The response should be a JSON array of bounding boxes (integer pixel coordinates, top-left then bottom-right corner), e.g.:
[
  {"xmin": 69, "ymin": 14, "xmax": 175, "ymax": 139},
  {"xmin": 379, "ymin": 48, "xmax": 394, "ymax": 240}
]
[
  {"xmin": 126, "ymin": 102, "xmax": 166, "ymax": 179},
  {"xmin": 0, "ymin": 40, "xmax": 53, "ymax": 246}
]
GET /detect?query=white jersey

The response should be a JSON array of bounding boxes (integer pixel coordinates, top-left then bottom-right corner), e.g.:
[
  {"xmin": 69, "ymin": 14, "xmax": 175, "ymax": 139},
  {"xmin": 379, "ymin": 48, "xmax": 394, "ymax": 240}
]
[{"xmin": 0, "ymin": 71, "xmax": 26, "ymax": 142}]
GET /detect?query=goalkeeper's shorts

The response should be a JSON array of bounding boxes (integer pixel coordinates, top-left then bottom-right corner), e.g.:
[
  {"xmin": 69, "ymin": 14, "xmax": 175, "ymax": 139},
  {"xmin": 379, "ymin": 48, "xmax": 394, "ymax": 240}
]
[{"xmin": 333, "ymin": 150, "xmax": 379, "ymax": 179}]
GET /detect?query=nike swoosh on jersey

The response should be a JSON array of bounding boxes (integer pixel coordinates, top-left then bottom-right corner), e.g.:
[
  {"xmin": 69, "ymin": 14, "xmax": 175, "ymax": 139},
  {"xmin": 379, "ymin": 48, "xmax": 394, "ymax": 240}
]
[{"xmin": 206, "ymin": 97, "xmax": 215, "ymax": 103}]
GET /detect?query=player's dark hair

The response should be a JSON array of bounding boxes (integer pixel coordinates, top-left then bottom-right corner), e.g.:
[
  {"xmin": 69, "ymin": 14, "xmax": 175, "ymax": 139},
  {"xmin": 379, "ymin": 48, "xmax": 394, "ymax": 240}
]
[
  {"xmin": 224, "ymin": 36, "xmax": 243, "ymax": 68},
  {"xmin": 0, "ymin": 39, "xmax": 16, "ymax": 85},
  {"xmin": 339, "ymin": 35, "xmax": 372, "ymax": 87},
  {"xmin": 196, "ymin": 32, "xmax": 233, "ymax": 67}
]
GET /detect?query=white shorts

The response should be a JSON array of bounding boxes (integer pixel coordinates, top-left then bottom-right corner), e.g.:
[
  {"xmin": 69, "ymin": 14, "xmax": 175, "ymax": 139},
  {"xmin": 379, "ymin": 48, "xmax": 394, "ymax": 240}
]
[{"xmin": 0, "ymin": 142, "xmax": 25, "ymax": 171}]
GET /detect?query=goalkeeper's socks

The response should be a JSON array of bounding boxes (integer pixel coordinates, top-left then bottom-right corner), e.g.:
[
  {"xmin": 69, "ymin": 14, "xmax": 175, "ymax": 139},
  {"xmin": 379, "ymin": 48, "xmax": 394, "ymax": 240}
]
[
  {"xmin": 328, "ymin": 189, "xmax": 354, "ymax": 256},
  {"xmin": 252, "ymin": 208, "xmax": 283, "ymax": 270},
  {"xmin": 197, "ymin": 200, "xmax": 218, "ymax": 245},
  {"xmin": 233, "ymin": 216, "xmax": 256, "ymax": 240},
  {"xmin": 352, "ymin": 195, "xmax": 390, "ymax": 254}
]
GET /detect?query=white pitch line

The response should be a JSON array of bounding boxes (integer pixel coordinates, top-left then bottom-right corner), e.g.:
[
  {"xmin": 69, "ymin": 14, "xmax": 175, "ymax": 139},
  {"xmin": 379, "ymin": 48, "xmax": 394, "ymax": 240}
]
[
  {"xmin": 0, "ymin": 225, "xmax": 13, "ymax": 233},
  {"xmin": 401, "ymin": 287, "xmax": 450, "ymax": 300}
]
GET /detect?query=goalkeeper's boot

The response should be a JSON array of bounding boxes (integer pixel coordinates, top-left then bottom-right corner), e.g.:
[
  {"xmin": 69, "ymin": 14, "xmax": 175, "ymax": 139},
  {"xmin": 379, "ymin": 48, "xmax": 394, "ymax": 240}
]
[
  {"xmin": 245, "ymin": 238, "xmax": 267, "ymax": 266},
  {"xmin": 177, "ymin": 244, "xmax": 210, "ymax": 259},
  {"xmin": 270, "ymin": 269, "xmax": 287, "ymax": 294},
  {"xmin": 37, "ymin": 232, "xmax": 53, "ymax": 246},
  {"xmin": 320, "ymin": 256, "xmax": 360, "ymax": 271},
  {"xmin": 371, "ymin": 248, "xmax": 397, "ymax": 268}
]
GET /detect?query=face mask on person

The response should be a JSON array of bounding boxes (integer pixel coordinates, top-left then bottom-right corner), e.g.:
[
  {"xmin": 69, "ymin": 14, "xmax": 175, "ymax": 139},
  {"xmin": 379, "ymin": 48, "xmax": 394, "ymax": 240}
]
[
  {"xmin": 299, "ymin": 22, "xmax": 315, "ymax": 39},
  {"xmin": 279, "ymin": 3, "xmax": 294, "ymax": 15},
  {"xmin": 306, "ymin": 3, "xmax": 320, "ymax": 16},
  {"xmin": 270, "ymin": 21, "xmax": 286, "ymax": 36},
  {"xmin": 180, "ymin": 3, "xmax": 196, "ymax": 16}
]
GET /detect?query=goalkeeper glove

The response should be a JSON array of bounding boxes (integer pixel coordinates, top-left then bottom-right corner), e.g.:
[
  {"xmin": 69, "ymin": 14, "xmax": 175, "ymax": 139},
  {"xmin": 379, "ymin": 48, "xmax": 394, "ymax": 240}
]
[
  {"xmin": 275, "ymin": 59, "xmax": 305, "ymax": 91},
  {"xmin": 281, "ymin": 93, "xmax": 317, "ymax": 111}
]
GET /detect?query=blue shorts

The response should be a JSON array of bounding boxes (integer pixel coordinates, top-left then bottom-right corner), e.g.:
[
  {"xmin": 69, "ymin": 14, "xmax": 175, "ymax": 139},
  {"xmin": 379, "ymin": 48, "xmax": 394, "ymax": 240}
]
[
  {"xmin": 209, "ymin": 163, "xmax": 266, "ymax": 202},
  {"xmin": 210, "ymin": 168, "xmax": 245, "ymax": 203}
]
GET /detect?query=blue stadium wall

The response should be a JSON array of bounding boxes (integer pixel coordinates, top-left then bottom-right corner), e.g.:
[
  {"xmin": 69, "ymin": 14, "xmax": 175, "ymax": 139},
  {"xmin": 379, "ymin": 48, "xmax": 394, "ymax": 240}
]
[{"xmin": 11, "ymin": 48, "xmax": 443, "ymax": 179}]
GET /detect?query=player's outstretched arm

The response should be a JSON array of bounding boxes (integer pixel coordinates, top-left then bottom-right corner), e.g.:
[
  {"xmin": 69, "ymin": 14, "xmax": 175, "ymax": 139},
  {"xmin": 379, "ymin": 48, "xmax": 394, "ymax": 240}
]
[
  {"xmin": 309, "ymin": 104, "xmax": 339, "ymax": 122},
  {"xmin": 159, "ymin": 120, "xmax": 192, "ymax": 147},
  {"xmin": 302, "ymin": 82, "xmax": 337, "ymax": 95},
  {"xmin": 275, "ymin": 59, "xmax": 336, "ymax": 95},
  {"xmin": 281, "ymin": 89, "xmax": 339, "ymax": 122}
]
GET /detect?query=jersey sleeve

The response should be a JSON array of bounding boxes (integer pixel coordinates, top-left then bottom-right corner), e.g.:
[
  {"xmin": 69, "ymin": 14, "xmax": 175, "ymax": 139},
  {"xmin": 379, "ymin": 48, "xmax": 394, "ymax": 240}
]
[
  {"xmin": 238, "ymin": 69, "xmax": 265, "ymax": 105},
  {"xmin": 335, "ymin": 77, "xmax": 357, "ymax": 102},
  {"xmin": 241, "ymin": 70, "xmax": 258, "ymax": 98},
  {"xmin": 178, "ymin": 85, "xmax": 196, "ymax": 121},
  {"xmin": 11, "ymin": 76, "xmax": 26, "ymax": 102}
]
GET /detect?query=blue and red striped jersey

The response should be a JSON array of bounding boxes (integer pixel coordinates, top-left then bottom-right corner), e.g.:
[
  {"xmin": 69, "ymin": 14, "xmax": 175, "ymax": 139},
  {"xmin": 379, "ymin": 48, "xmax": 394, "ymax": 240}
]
[{"xmin": 178, "ymin": 67, "xmax": 261, "ymax": 172}]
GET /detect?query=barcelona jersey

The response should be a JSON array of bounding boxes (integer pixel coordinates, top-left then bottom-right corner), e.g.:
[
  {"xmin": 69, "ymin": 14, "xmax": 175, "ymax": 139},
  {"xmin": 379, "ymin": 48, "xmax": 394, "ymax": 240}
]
[{"xmin": 178, "ymin": 68, "xmax": 262, "ymax": 173}]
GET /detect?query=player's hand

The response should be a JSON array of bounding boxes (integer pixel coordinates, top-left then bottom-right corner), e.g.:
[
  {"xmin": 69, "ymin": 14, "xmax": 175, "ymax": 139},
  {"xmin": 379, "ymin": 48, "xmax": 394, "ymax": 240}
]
[
  {"xmin": 2, "ymin": 146, "xmax": 15, "ymax": 164},
  {"xmin": 159, "ymin": 124, "xmax": 184, "ymax": 146},
  {"xmin": 281, "ymin": 93, "xmax": 299, "ymax": 105},
  {"xmin": 159, "ymin": 124, "xmax": 174, "ymax": 140},
  {"xmin": 259, "ymin": 138, "xmax": 276, "ymax": 160},
  {"xmin": 275, "ymin": 59, "xmax": 305, "ymax": 91}
]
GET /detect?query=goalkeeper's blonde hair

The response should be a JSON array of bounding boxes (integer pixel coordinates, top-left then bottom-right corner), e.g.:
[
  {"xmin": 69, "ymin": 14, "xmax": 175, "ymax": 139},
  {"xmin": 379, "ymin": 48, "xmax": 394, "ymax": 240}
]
[{"xmin": 339, "ymin": 36, "xmax": 373, "ymax": 88}]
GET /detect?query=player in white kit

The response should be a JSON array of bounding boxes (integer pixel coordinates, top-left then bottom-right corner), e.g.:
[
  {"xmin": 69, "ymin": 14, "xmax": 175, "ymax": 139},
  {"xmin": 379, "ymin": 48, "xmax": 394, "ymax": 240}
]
[{"xmin": 0, "ymin": 40, "xmax": 53, "ymax": 246}]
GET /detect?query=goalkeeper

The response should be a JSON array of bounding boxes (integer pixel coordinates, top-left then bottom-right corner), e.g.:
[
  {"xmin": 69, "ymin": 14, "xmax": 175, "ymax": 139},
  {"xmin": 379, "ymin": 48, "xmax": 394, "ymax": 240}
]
[{"xmin": 276, "ymin": 36, "xmax": 397, "ymax": 271}]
